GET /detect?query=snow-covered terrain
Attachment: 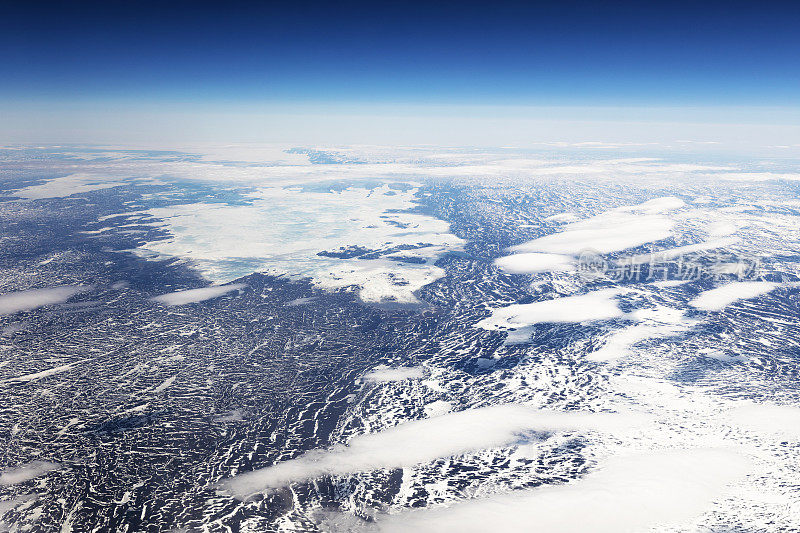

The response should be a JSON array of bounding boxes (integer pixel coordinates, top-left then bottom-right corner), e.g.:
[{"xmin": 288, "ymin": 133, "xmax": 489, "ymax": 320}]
[{"xmin": 1, "ymin": 144, "xmax": 800, "ymax": 532}]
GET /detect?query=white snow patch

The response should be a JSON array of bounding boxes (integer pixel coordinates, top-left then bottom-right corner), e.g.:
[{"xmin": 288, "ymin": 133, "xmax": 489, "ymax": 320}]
[{"xmin": 9, "ymin": 174, "xmax": 126, "ymax": 200}]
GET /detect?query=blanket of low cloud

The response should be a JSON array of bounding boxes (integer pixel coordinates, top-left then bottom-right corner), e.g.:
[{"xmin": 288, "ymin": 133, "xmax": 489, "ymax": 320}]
[
  {"xmin": 0, "ymin": 286, "xmax": 89, "ymax": 315},
  {"xmin": 690, "ymin": 281, "xmax": 777, "ymax": 311},
  {"xmin": 136, "ymin": 185, "xmax": 463, "ymax": 304},
  {"xmin": 362, "ymin": 366, "xmax": 425, "ymax": 383},
  {"xmin": 377, "ymin": 449, "xmax": 751, "ymax": 533},
  {"xmin": 150, "ymin": 283, "xmax": 247, "ymax": 306},
  {"xmin": 0, "ymin": 461, "xmax": 60, "ymax": 486},
  {"xmin": 476, "ymin": 289, "xmax": 626, "ymax": 330},
  {"xmin": 217, "ymin": 405, "xmax": 649, "ymax": 498}
]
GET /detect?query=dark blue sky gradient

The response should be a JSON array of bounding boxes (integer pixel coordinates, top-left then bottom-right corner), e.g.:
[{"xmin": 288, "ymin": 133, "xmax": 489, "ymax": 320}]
[{"xmin": 3, "ymin": 0, "xmax": 800, "ymax": 105}]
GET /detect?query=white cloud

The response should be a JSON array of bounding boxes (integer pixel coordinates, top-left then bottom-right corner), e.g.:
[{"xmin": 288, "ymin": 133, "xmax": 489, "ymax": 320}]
[
  {"xmin": 0, "ymin": 461, "xmax": 60, "ymax": 486},
  {"xmin": 423, "ymin": 400, "xmax": 453, "ymax": 417},
  {"xmin": 705, "ymin": 221, "xmax": 738, "ymax": 237},
  {"xmin": 214, "ymin": 410, "xmax": 246, "ymax": 423},
  {"xmin": 0, "ymin": 286, "xmax": 89, "ymax": 315},
  {"xmin": 0, "ymin": 494, "xmax": 38, "ymax": 525},
  {"xmin": 715, "ymin": 172, "xmax": 800, "ymax": 182},
  {"xmin": 377, "ymin": 449, "xmax": 752, "ymax": 533},
  {"xmin": 587, "ymin": 306, "xmax": 694, "ymax": 362},
  {"xmin": 651, "ymin": 279, "xmax": 691, "ymax": 287},
  {"xmin": 362, "ymin": 366, "xmax": 425, "ymax": 383},
  {"xmin": 618, "ymin": 196, "xmax": 686, "ymax": 214},
  {"xmin": 510, "ymin": 212, "xmax": 674, "ymax": 255},
  {"xmin": 476, "ymin": 289, "xmax": 626, "ymax": 330},
  {"xmin": 544, "ymin": 213, "xmax": 580, "ymax": 223},
  {"xmin": 619, "ymin": 236, "xmax": 738, "ymax": 265},
  {"xmin": 150, "ymin": 283, "xmax": 247, "ymax": 306},
  {"xmin": 727, "ymin": 403, "xmax": 800, "ymax": 440},
  {"xmin": 689, "ymin": 281, "xmax": 777, "ymax": 311},
  {"xmin": 493, "ymin": 253, "xmax": 574, "ymax": 274},
  {"xmin": 216, "ymin": 405, "xmax": 649, "ymax": 499},
  {"xmin": 508, "ymin": 197, "xmax": 685, "ymax": 258}
]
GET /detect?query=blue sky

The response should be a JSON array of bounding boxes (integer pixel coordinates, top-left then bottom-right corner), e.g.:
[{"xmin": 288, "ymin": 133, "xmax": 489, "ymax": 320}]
[{"xmin": 2, "ymin": 0, "xmax": 800, "ymax": 143}]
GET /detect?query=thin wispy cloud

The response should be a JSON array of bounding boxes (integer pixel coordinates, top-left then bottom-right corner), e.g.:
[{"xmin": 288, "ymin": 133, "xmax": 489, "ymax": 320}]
[
  {"xmin": 150, "ymin": 283, "xmax": 247, "ymax": 306},
  {"xmin": 0, "ymin": 461, "xmax": 60, "ymax": 486},
  {"xmin": 0, "ymin": 286, "xmax": 89, "ymax": 315}
]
